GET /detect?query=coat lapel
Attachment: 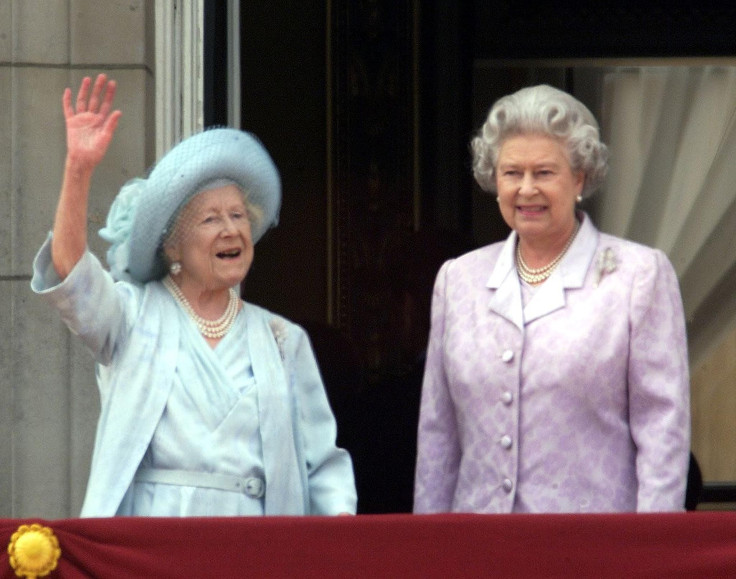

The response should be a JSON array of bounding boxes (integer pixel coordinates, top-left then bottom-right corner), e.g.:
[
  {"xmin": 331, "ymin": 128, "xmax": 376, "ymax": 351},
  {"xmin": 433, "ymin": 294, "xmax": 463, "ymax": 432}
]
[
  {"xmin": 487, "ymin": 214, "xmax": 599, "ymax": 326},
  {"xmin": 83, "ymin": 281, "xmax": 180, "ymax": 516},
  {"xmin": 247, "ymin": 306, "xmax": 306, "ymax": 515},
  {"xmin": 486, "ymin": 231, "xmax": 524, "ymax": 331}
]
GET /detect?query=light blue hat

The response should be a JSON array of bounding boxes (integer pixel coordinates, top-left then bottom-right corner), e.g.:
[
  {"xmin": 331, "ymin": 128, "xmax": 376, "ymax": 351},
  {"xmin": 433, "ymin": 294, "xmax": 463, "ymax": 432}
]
[{"xmin": 99, "ymin": 128, "xmax": 281, "ymax": 283}]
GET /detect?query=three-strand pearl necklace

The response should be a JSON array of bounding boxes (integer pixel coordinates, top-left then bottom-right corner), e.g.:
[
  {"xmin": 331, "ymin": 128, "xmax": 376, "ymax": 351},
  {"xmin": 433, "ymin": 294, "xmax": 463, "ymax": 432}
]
[
  {"xmin": 163, "ymin": 275, "xmax": 240, "ymax": 339},
  {"xmin": 516, "ymin": 219, "xmax": 580, "ymax": 285}
]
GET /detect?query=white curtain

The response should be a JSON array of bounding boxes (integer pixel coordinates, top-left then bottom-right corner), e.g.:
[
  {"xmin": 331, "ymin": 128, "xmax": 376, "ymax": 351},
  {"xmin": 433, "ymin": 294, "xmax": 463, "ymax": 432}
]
[{"xmin": 593, "ymin": 66, "xmax": 736, "ymax": 367}]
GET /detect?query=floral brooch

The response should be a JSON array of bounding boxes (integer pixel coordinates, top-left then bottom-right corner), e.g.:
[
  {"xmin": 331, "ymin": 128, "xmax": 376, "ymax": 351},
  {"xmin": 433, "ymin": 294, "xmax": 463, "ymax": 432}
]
[
  {"xmin": 269, "ymin": 318, "xmax": 287, "ymax": 360},
  {"xmin": 595, "ymin": 247, "xmax": 618, "ymax": 287}
]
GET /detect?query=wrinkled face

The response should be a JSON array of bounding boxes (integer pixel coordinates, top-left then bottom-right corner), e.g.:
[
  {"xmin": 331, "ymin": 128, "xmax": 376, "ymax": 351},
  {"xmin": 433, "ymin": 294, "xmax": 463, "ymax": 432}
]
[
  {"xmin": 495, "ymin": 134, "xmax": 584, "ymax": 247},
  {"xmin": 164, "ymin": 184, "xmax": 254, "ymax": 291}
]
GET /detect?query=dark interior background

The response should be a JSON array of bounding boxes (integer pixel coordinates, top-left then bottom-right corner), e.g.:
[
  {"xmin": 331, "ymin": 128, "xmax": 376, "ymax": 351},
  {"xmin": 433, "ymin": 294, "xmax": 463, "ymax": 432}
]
[
  {"xmin": 202, "ymin": 0, "xmax": 736, "ymax": 512},
  {"xmin": 205, "ymin": 0, "xmax": 736, "ymax": 325}
]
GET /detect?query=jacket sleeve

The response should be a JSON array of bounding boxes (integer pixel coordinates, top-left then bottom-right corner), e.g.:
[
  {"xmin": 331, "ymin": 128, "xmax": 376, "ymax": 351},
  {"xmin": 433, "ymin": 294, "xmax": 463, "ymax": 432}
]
[
  {"xmin": 30, "ymin": 233, "xmax": 133, "ymax": 366},
  {"xmin": 413, "ymin": 260, "xmax": 461, "ymax": 513},
  {"xmin": 287, "ymin": 325, "xmax": 358, "ymax": 515},
  {"xmin": 628, "ymin": 249, "xmax": 690, "ymax": 512}
]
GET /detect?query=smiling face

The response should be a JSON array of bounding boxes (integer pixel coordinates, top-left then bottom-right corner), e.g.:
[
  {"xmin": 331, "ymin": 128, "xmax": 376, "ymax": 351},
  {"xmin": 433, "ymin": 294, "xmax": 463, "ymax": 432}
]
[
  {"xmin": 495, "ymin": 133, "xmax": 584, "ymax": 251},
  {"xmin": 163, "ymin": 184, "xmax": 254, "ymax": 293}
]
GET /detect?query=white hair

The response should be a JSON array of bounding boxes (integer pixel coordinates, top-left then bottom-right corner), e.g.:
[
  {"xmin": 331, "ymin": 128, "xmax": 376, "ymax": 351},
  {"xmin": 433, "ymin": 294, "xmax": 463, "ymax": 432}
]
[{"xmin": 471, "ymin": 84, "xmax": 609, "ymax": 198}]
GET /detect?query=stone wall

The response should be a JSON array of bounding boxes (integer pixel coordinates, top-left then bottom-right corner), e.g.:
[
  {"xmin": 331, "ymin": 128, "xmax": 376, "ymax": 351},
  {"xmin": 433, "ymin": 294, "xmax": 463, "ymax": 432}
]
[{"xmin": 0, "ymin": 0, "xmax": 153, "ymax": 518}]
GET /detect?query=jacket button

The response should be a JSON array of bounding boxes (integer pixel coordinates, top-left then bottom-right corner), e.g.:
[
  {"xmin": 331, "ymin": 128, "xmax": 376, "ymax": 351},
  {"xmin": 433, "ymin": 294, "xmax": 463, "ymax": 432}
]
[
  {"xmin": 501, "ymin": 349, "xmax": 514, "ymax": 362},
  {"xmin": 501, "ymin": 391, "xmax": 513, "ymax": 405},
  {"xmin": 502, "ymin": 478, "xmax": 513, "ymax": 493},
  {"xmin": 500, "ymin": 435, "xmax": 513, "ymax": 449}
]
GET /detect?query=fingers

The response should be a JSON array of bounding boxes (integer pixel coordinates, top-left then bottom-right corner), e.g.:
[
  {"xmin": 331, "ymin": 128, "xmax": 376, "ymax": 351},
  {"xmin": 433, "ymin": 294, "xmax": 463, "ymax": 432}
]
[
  {"xmin": 66, "ymin": 74, "xmax": 118, "ymax": 118},
  {"xmin": 87, "ymin": 73, "xmax": 107, "ymax": 114},
  {"xmin": 98, "ymin": 79, "xmax": 117, "ymax": 118},
  {"xmin": 75, "ymin": 76, "xmax": 92, "ymax": 113},
  {"xmin": 62, "ymin": 87, "xmax": 74, "ymax": 120},
  {"xmin": 103, "ymin": 110, "xmax": 123, "ymax": 137}
]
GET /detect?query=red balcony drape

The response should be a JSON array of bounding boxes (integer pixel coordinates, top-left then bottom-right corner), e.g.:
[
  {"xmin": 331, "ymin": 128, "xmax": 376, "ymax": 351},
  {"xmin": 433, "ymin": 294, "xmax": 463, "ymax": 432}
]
[{"xmin": 3, "ymin": 512, "xmax": 736, "ymax": 578}]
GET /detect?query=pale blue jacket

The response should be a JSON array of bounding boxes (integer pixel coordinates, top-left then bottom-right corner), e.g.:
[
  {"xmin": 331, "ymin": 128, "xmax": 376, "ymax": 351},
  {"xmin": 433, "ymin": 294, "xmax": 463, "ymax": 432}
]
[{"xmin": 32, "ymin": 237, "xmax": 357, "ymax": 517}]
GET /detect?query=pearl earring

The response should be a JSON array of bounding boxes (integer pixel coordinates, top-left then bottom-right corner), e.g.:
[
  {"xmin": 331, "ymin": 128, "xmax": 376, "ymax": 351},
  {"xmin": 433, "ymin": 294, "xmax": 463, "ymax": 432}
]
[
  {"xmin": 170, "ymin": 262, "xmax": 182, "ymax": 275},
  {"xmin": 576, "ymin": 195, "xmax": 583, "ymax": 203}
]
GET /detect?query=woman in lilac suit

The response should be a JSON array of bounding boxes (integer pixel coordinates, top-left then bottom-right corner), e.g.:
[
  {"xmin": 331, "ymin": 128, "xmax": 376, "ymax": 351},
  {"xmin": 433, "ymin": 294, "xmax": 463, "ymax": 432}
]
[{"xmin": 413, "ymin": 85, "xmax": 690, "ymax": 513}]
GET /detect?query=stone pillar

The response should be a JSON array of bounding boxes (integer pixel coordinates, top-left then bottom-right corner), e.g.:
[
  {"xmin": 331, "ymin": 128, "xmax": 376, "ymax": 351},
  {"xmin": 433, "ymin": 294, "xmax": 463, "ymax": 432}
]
[{"xmin": 0, "ymin": 0, "xmax": 153, "ymax": 518}]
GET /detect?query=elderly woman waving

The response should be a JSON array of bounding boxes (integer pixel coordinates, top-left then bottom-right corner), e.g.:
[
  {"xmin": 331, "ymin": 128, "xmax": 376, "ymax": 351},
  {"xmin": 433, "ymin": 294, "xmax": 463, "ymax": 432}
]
[
  {"xmin": 32, "ymin": 74, "xmax": 356, "ymax": 517},
  {"xmin": 413, "ymin": 85, "xmax": 690, "ymax": 514}
]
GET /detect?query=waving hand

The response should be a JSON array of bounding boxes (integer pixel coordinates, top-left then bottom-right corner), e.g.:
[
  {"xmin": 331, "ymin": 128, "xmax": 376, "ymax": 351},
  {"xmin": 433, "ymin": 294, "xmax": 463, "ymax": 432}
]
[
  {"xmin": 52, "ymin": 74, "xmax": 122, "ymax": 279},
  {"xmin": 63, "ymin": 74, "xmax": 121, "ymax": 171}
]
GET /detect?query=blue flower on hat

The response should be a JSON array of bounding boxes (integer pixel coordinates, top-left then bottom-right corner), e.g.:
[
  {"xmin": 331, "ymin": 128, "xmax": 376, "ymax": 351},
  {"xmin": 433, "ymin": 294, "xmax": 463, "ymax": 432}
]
[{"xmin": 99, "ymin": 177, "xmax": 146, "ymax": 282}]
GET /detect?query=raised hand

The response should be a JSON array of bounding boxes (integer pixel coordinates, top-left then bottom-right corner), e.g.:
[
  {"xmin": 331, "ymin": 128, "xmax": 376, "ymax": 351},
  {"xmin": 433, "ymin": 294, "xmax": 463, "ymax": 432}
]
[
  {"xmin": 52, "ymin": 74, "xmax": 122, "ymax": 278},
  {"xmin": 63, "ymin": 74, "xmax": 122, "ymax": 172}
]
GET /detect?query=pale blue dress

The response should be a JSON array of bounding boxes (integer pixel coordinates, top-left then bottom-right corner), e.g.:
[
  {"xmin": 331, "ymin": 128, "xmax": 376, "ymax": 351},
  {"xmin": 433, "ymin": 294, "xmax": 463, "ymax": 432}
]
[{"xmin": 118, "ymin": 311, "xmax": 266, "ymax": 516}]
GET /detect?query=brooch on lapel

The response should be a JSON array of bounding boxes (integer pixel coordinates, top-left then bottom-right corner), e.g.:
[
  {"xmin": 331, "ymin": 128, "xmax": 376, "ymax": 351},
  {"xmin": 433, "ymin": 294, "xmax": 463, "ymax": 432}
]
[
  {"xmin": 595, "ymin": 247, "xmax": 618, "ymax": 287},
  {"xmin": 269, "ymin": 318, "xmax": 288, "ymax": 360}
]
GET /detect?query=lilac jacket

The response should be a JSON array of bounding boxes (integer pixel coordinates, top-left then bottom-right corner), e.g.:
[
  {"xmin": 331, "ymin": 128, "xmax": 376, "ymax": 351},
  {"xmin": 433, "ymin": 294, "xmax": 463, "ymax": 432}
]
[{"xmin": 414, "ymin": 214, "xmax": 690, "ymax": 513}]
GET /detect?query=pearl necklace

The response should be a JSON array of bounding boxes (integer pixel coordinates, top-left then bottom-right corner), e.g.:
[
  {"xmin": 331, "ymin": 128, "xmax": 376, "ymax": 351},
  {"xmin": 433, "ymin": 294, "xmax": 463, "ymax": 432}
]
[
  {"xmin": 163, "ymin": 275, "xmax": 240, "ymax": 339},
  {"xmin": 516, "ymin": 219, "xmax": 580, "ymax": 285}
]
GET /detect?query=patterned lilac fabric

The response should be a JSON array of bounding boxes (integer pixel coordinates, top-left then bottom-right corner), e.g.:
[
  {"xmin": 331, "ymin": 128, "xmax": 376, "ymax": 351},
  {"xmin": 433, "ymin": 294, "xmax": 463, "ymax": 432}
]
[{"xmin": 414, "ymin": 214, "xmax": 690, "ymax": 513}]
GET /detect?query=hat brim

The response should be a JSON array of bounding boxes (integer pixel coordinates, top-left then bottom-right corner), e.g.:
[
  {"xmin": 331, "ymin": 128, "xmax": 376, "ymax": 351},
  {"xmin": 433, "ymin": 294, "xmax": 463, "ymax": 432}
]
[{"xmin": 127, "ymin": 129, "xmax": 281, "ymax": 283}]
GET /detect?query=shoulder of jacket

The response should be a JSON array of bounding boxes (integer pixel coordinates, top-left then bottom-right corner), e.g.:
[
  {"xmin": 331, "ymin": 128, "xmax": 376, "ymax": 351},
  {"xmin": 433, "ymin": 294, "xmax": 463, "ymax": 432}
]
[
  {"xmin": 243, "ymin": 302, "xmax": 305, "ymax": 356},
  {"xmin": 596, "ymin": 232, "xmax": 667, "ymax": 263},
  {"xmin": 242, "ymin": 302, "xmax": 298, "ymax": 330},
  {"xmin": 443, "ymin": 241, "xmax": 503, "ymax": 272}
]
